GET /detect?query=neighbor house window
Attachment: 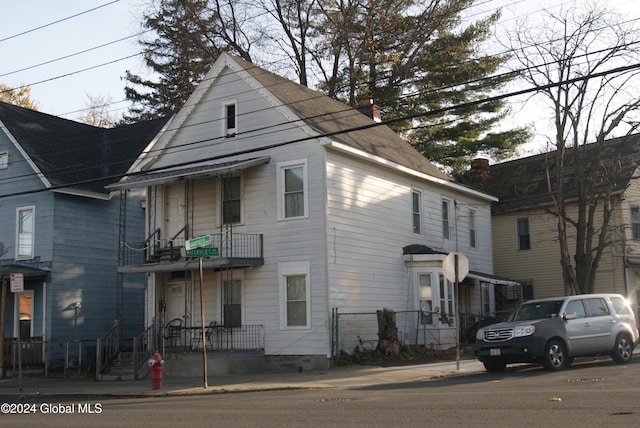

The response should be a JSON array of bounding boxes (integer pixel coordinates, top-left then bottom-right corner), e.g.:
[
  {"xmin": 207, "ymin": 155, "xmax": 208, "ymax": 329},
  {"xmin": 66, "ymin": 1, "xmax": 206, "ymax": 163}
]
[
  {"xmin": 278, "ymin": 159, "xmax": 308, "ymax": 220},
  {"xmin": 412, "ymin": 190, "xmax": 422, "ymax": 235},
  {"xmin": 631, "ymin": 205, "xmax": 640, "ymax": 239},
  {"xmin": 224, "ymin": 101, "xmax": 237, "ymax": 136},
  {"xmin": 439, "ymin": 274, "xmax": 454, "ymax": 327},
  {"xmin": 0, "ymin": 151, "xmax": 8, "ymax": 169},
  {"xmin": 517, "ymin": 217, "xmax": 531, "ymax": 250},
  {"xmin": 469, "ymin": 208, "xmax": 477, "ymax": 248},
  {"xmin": 17, "ymin": 206, "xmax": 34, "ymax": 259},
  {"xmin": 222, "ymin": 176, "xmax": 241, "ymax": 224},
  {"xmin": 279, "ymin": 261, "xmax": 311, "ymax": 329},
  {"xmin": 442, "ymin": 199, "xmax": 451, "ymax": 240},
  {"xmin": 223, "ymin": 279, "xmax": 242, "ymax": 327},
  {"xmin": 419, "ymin": 274, "xmax": 433, "ymax": 325}
]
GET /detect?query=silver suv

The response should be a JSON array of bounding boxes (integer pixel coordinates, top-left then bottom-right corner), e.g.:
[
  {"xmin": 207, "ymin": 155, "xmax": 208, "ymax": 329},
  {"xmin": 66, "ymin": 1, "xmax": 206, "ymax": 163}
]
[{"xmin": 474, "ymin": 294, "xmax": 639, "ymax": 372}]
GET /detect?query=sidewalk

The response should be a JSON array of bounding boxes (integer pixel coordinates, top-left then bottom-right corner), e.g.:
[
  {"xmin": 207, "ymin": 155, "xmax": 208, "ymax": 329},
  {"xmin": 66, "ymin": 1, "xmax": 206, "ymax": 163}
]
[{"xmin": 0, "ymin": 358, "xmax": 485, "ymax": 399}]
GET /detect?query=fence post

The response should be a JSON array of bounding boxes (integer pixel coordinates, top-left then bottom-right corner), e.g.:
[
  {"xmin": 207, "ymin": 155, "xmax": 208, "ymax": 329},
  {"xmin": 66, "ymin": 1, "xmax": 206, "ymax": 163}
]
[
  {"xmin": 132, "ymin": 336, "xmax": 139, "ymax": 380},
  {"xmin": 95, "ymin": 338, "xmax": 102, "ymax": 381}
]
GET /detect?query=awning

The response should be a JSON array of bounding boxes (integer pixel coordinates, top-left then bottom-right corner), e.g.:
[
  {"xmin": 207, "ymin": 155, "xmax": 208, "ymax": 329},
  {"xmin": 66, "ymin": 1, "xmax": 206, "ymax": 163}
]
[
  {"xmin": 0, "ymin": 263, "xmax": 50, "ymax": 279},
  {"xmin": 107, "ymin": 156, "xmax": 270, "ymax": 190},
  {"xmin": 468, "ymin": 271, "xmax": 521, "ymax": 286}
]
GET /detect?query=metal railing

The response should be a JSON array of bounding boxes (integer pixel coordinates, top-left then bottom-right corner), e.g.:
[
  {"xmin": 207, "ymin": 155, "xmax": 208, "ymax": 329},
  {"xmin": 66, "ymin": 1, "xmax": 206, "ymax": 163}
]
[
  {"xmin": 166, "ymin": 324, "xmax": 264, "ymax": 352},
  {"xmin": 120, "ymin": 231, "xmax": 263, "ymax": 266},
  {"xmin": 95, "ymin": 321, "xmax": 120, "ymax": 378}
]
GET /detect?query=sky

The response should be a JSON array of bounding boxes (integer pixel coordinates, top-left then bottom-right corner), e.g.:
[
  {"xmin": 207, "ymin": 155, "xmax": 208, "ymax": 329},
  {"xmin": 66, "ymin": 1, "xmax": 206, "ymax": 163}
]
[{"xmin": 1, "ymin": 0, "xmax": 638, "ymax": 154}]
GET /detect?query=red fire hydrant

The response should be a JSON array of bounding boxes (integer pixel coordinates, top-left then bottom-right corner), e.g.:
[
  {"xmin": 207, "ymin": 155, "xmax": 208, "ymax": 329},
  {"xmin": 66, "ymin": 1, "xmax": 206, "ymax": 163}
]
[{"xmin": 148, "ymin": 351, "xmax": 165, "ymax": 390}]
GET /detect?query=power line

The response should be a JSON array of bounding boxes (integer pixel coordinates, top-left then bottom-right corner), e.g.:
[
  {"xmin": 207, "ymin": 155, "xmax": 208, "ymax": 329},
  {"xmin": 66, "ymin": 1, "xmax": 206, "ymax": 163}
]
[{"xmin": 1, "ymin": 61, "xmax": 638, "ymax": 199}]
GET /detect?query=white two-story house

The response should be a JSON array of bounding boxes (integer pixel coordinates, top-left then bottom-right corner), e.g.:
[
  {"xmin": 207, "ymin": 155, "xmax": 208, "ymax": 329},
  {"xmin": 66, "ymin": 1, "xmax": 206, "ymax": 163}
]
[{"xmin": 110, "ymin": 53, "xmax": 514, "ymax": 373}]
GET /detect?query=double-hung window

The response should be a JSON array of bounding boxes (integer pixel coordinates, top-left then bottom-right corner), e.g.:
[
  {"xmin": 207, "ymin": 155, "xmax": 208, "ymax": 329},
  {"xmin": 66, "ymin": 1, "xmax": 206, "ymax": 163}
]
[
  {"xmin": 223, "ymin": 279, "xmax": 242, "ymax": 327},
  {"xmin": 419, "ymin": 274, "xmax": 433, "ymax": 325},
  {"xmin": 439, "ymin": 274, "xmax": 454, "ymax": 327},
  {"xmin": 517, "ymin": 217, "xmax": 531, "ymax": 250},
  {"xmin": 412, "ymin": 190, "xmax": 422, "ymax": 235},
  {"xmin": 278, "ymin": 159, "xmax": 308, "ymax": 220},
  {"xmin": 279, "ymin": 261, "xmax": 311, "ymax": 329},
  {"xmin": 0, "ymin": 151, "xmax": 8, "ymax": 169},
  {"xmin": 442, "ymin": 199, "xmax": 451, "ymax": 240},
  {"xmin": 631, "ymin": 205, "xmax": 640, "ymax": 240},
  {"xmin": 469, "ymin": 208, "xmax": 477, "ymax": 248},
  {"xmin": 17, "ymin": 206, "xmax": 35, "ymax": 259},
  {"xmin": 222, "ymin": 176, "xmax": 241, "ymax": 224}
]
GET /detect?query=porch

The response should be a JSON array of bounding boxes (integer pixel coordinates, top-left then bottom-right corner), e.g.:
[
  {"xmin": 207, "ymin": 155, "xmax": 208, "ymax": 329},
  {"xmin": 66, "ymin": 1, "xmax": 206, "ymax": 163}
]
[{"xmin": 117, "ymin": 229, "xmax": 264, "ymax": 273}]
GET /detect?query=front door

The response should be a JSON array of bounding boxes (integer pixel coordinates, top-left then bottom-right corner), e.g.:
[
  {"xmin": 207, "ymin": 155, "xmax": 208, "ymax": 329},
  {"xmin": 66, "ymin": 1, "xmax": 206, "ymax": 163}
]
[{"xmin": 164, "ymin": 183, "xmax": 185, "ymax": 240}]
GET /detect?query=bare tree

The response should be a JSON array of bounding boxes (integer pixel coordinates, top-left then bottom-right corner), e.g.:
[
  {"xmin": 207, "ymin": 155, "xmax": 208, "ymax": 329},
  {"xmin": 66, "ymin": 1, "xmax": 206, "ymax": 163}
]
[
  {"xmin": 79, "ymin": 95, "xmax": 115, "ymax": 127},
  {"xmin": 510, "ymin": 2, "xmax": 640, "ymax": 295}
]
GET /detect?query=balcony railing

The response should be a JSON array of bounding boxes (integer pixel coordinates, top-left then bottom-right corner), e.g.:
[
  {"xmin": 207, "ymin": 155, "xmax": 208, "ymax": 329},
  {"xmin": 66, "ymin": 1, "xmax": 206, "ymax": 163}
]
[{"xmin": 120, "ymin": 231, "xmax": 263, "ymax": 267}]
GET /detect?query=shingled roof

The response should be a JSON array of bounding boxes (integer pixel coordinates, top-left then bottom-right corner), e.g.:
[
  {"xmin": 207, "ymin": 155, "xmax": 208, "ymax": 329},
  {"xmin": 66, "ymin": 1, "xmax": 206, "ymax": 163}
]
[
  {"xmin": 488, "ymin": 134, "xmax": 640, "ymax": 214},
  {"xmin": 0, "ymin": 102, "xmax": 168, "ymax": 195},
  {"xmin": 230, "ymin": 55, "xmax": 451, "ymax": 182}
]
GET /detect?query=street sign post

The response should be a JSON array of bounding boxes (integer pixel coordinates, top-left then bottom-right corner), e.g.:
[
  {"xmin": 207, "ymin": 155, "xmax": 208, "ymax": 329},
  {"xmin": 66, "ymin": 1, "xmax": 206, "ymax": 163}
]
[{"xmin": 185, "ymin": 247, "xmax": 219, "ymax": 257}]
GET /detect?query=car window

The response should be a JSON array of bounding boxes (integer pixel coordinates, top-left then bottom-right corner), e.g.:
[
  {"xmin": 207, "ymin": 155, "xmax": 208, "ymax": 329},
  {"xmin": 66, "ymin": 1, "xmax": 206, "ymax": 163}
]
[
  {"xmin": 511, "ymin": 300, "xmax": 563, "ymax": 321},
  {"xmin": 565, "ymin": 300, "xmax": 586, "ymax": 319},
  {"xmin": 585, "ymin": 298, "xmax": 610, "ymax": 317},
  {"xmin": 609, "ymin": 296, "xmax": 631, "ymax": 315}
]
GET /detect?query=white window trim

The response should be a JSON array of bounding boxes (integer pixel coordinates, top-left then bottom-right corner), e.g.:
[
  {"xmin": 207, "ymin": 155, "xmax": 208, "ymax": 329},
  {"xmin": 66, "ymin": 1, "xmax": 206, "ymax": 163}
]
[
  {"xmin": 277, "ymin": 159, "xmax": 309, "ymax": 221},
  {"xmin": 469, "ymin": 208, "xmax": 477, "ymax": 249},
  {"xmin": 0, "ymin": 151, "xmax": 9, "ymax": 169},
  {"xmin": 412, "ymin": 188, "xmax": 422, "ymax": 236},
  {"xmin": 14, "ymin": 289, "xmax": 34, "ymax": 338},
  {"xmin": 442, "ymin": 197, "xmax": 452, "ymax": 242},
  {"xmin": 220, "ymin": 273, "xmax": 244, "ymax": 327},
  {"xmin": 16, "ymin": 206, "xmax": 35, "ymax": 260},
  {"xmin": 516, "ymin": 216, "xmax": 531, "ymax": 251},
  {"xmin": 223, "ymin": 99, "xmax": 238, "ymax": 137},
  {"xmin": 278, "ymin": 261, "xmax": 311, "ymax": 330},
  {"xmin": 219, "ymin": 174, "xmax": 244, "ymax": 226}
]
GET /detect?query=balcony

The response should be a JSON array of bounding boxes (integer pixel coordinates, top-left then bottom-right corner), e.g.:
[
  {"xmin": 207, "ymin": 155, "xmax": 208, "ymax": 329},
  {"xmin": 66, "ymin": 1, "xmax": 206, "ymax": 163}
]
[{"xmin": 118, "ymin": 230, "xmax": 264, "ymax": 274}]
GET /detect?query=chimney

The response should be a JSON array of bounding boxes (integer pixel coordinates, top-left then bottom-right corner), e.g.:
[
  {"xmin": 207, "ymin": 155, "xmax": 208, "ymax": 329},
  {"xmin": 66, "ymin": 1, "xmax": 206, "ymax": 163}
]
[
  {"xmin": 357, "ymin": 99, "xmax": 382, "ymax": 123},
  {"xmin": 470, "ymin": 158, "xmax": 490, "ymax": 186}
]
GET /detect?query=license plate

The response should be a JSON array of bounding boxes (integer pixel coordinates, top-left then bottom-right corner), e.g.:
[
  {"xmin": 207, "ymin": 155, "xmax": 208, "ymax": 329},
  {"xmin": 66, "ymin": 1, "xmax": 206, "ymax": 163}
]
[{"xmin": 490, "ymin": 348, "xmax": 501, "ymax": 356}]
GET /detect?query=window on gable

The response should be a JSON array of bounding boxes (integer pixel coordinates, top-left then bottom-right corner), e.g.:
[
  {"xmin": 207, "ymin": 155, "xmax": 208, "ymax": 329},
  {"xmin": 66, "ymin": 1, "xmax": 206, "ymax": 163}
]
[
  {"xmin": 412, "ymin": 190, "xmax": 422, "ymax": 235},
  {"xmin": 442, "ymin": 199, "xmax": 451, "ymax": 240},
  {"xmin": 469, "ymin": 208, "xmax": 477, "ymax": 248},
  {"xmin": 0, "ymin": 151, "xmax": 8, "ymax": 169},
  {"xmin": 517, "ymin": 217, "xmax": 531, "ymax": 250},
  {"xmin": 17, "ymin": 206, "xmax": 34, "ymax": 259},
  {"xmin": 631, "ymin": 205, "xmax": 640, "ymax": 239},
  {"xmin": 222, "ymin": 176, "xmax": 241, "ymax": 224},
  {"xmin": 278, "ymin": 160, "xmax": 308, "ymax": 220},
  {"xmin": 224, "ymin": 101, "xmax": 237, "ymax": 136}
]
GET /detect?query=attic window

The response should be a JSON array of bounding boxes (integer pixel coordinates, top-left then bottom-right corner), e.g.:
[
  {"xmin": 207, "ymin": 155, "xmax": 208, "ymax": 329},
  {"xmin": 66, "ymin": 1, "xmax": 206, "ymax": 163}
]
[
  {"xmin": 0, "ymin": 151, "xmax": 8, "ymax": 169},
  {"xmin": 224, "ymin": 101, "xmax": 237, "ymax": 136}
]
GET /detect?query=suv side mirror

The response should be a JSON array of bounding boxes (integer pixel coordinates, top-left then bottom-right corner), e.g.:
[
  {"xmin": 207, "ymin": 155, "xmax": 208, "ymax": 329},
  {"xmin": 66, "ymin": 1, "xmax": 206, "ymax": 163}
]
[{"xmin": 563, "ymin": 312, "xmax": 577, "ymax": 321}]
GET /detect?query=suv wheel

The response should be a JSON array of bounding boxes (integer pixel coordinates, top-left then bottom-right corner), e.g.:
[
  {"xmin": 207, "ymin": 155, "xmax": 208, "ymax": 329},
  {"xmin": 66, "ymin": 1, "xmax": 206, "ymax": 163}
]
[
  {"xmin": 612, "ymin": 333, "xmax": 633, "ymax": 363},
  {"xmin": 542, "ymin": 339, "xmax": 566, "ymax": 370},
  {"xmin": 483, "ymin": 361, "xmax": 506, "ymax": 373}
]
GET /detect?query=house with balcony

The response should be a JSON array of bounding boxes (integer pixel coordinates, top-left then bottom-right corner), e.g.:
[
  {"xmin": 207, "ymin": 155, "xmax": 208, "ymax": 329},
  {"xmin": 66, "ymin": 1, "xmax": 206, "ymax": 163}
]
[
  {"xmin": 486, "ymin": 134, "xmax": 640, "ymax": 310},
  {"xmin": 110, "ymin": 53, "xmax": 518, "ymax": 373},
  {"xmin": 0, "ymin": 101, "xmax": 168, "ymax": 373}
]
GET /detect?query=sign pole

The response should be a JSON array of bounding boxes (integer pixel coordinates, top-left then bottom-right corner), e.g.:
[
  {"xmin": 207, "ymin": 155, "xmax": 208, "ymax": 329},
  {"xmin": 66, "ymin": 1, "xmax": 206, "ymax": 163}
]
[
  {"xmin": 454, "ymin": 254, "xmax": 460, "ymax": 371},
  {"xmin": 199, "ymin": 257, "xmax": 207, "ymax": 388}
]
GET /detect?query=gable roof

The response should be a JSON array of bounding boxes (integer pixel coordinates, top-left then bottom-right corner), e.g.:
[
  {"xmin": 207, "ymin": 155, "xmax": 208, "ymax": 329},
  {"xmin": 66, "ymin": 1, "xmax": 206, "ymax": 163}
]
[
  {"xmin": 488, "ymin": 133, "xmax": 640, "ymax": 214},
  {"xmin": 0, "ymin": 102, "xmax": 169, "ymax": 197},
  {"xmin": 232, "ymin": 55, "xmax": 451, "ymax": 182}
]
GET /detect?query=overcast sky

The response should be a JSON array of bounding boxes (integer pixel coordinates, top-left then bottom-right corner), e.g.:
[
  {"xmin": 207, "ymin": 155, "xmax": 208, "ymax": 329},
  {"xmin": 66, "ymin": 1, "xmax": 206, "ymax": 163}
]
[{"xmin": 1, "ymin": 0, "xmax": 638, "ymax": 155}]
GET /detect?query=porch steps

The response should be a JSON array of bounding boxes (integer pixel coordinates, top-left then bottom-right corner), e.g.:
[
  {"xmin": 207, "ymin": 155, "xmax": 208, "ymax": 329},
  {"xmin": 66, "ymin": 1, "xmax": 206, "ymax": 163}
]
[{"xmin": 100, "ymin": 352, "xmax": 138, "ymax": 381}]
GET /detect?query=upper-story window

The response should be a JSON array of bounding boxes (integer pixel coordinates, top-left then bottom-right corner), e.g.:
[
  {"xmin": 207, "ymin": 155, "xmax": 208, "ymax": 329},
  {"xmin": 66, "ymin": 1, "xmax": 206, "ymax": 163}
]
[
  {"xmin": 469, "ymin": 208, "xmax": 477, "ymax": 248},
  {"xmin": 631, "ymin": 205, "xmax": 640, "ymax": 239},
  {"xmin": 412, "ymin": 190, "xmax": 422, "ymax": 235},
  {"xmin": 517, "ymin": 217, "xmax": 531, "ymax": 250},
  {"xmin": 442, "ymin": 199, "xmax": 451, "ymax": 241},
  {"xmin": 0, "ymin": 151, "xmax": 9, "ymax": 169},
  {"xmin": 278, "ymin": 159, "xmax": 308, "ymax": 220},
  {"xmin": 224, "ymin": 101, "xmax": 237, "ymax": 136},
  {"xmin": 17, "ymin": 206, "xmax": 35, "ymax": 259},
  {"xmin": 222, "ymin": 176, "xmax": 241, "ymax": 224}
]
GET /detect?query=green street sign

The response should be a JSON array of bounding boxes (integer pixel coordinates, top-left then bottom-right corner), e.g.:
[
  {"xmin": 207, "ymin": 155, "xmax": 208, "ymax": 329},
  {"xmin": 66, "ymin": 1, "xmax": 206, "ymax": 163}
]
[
  {"xmin": 185, "ymin": 247, "xmax": 219, "ymax": 257},
  {"xmin": 186, "ymin": 235, "xmax": 211, "ymax": 250}
]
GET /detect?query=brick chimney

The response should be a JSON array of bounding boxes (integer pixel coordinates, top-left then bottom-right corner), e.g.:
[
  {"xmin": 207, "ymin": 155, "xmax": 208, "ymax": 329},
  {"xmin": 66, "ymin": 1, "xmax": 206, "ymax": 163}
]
[
  {"xmin": 470, "ymin": 158, "xmax": 490, "ymax": 186},
  {"xmin": 357, "ymin": 99, "xmax": 382, "ymax": 123}
]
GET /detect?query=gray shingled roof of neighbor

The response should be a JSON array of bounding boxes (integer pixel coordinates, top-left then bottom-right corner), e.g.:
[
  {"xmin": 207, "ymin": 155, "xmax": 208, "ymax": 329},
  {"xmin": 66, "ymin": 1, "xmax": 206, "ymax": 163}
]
[
  {"xmin": 0, "ymin": 101, "xmax": 169, "ymax": 195},
  {"xmin": 488, "ymin": 134, "xmax": 640, "ymax": 214}
]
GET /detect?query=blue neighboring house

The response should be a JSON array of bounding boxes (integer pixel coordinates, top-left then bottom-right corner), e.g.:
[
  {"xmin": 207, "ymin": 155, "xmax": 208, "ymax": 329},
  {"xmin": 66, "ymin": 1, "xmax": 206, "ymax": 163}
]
[{"xmin": 0, "ymin": 101, "xmax": 168, "ymax": 373}]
